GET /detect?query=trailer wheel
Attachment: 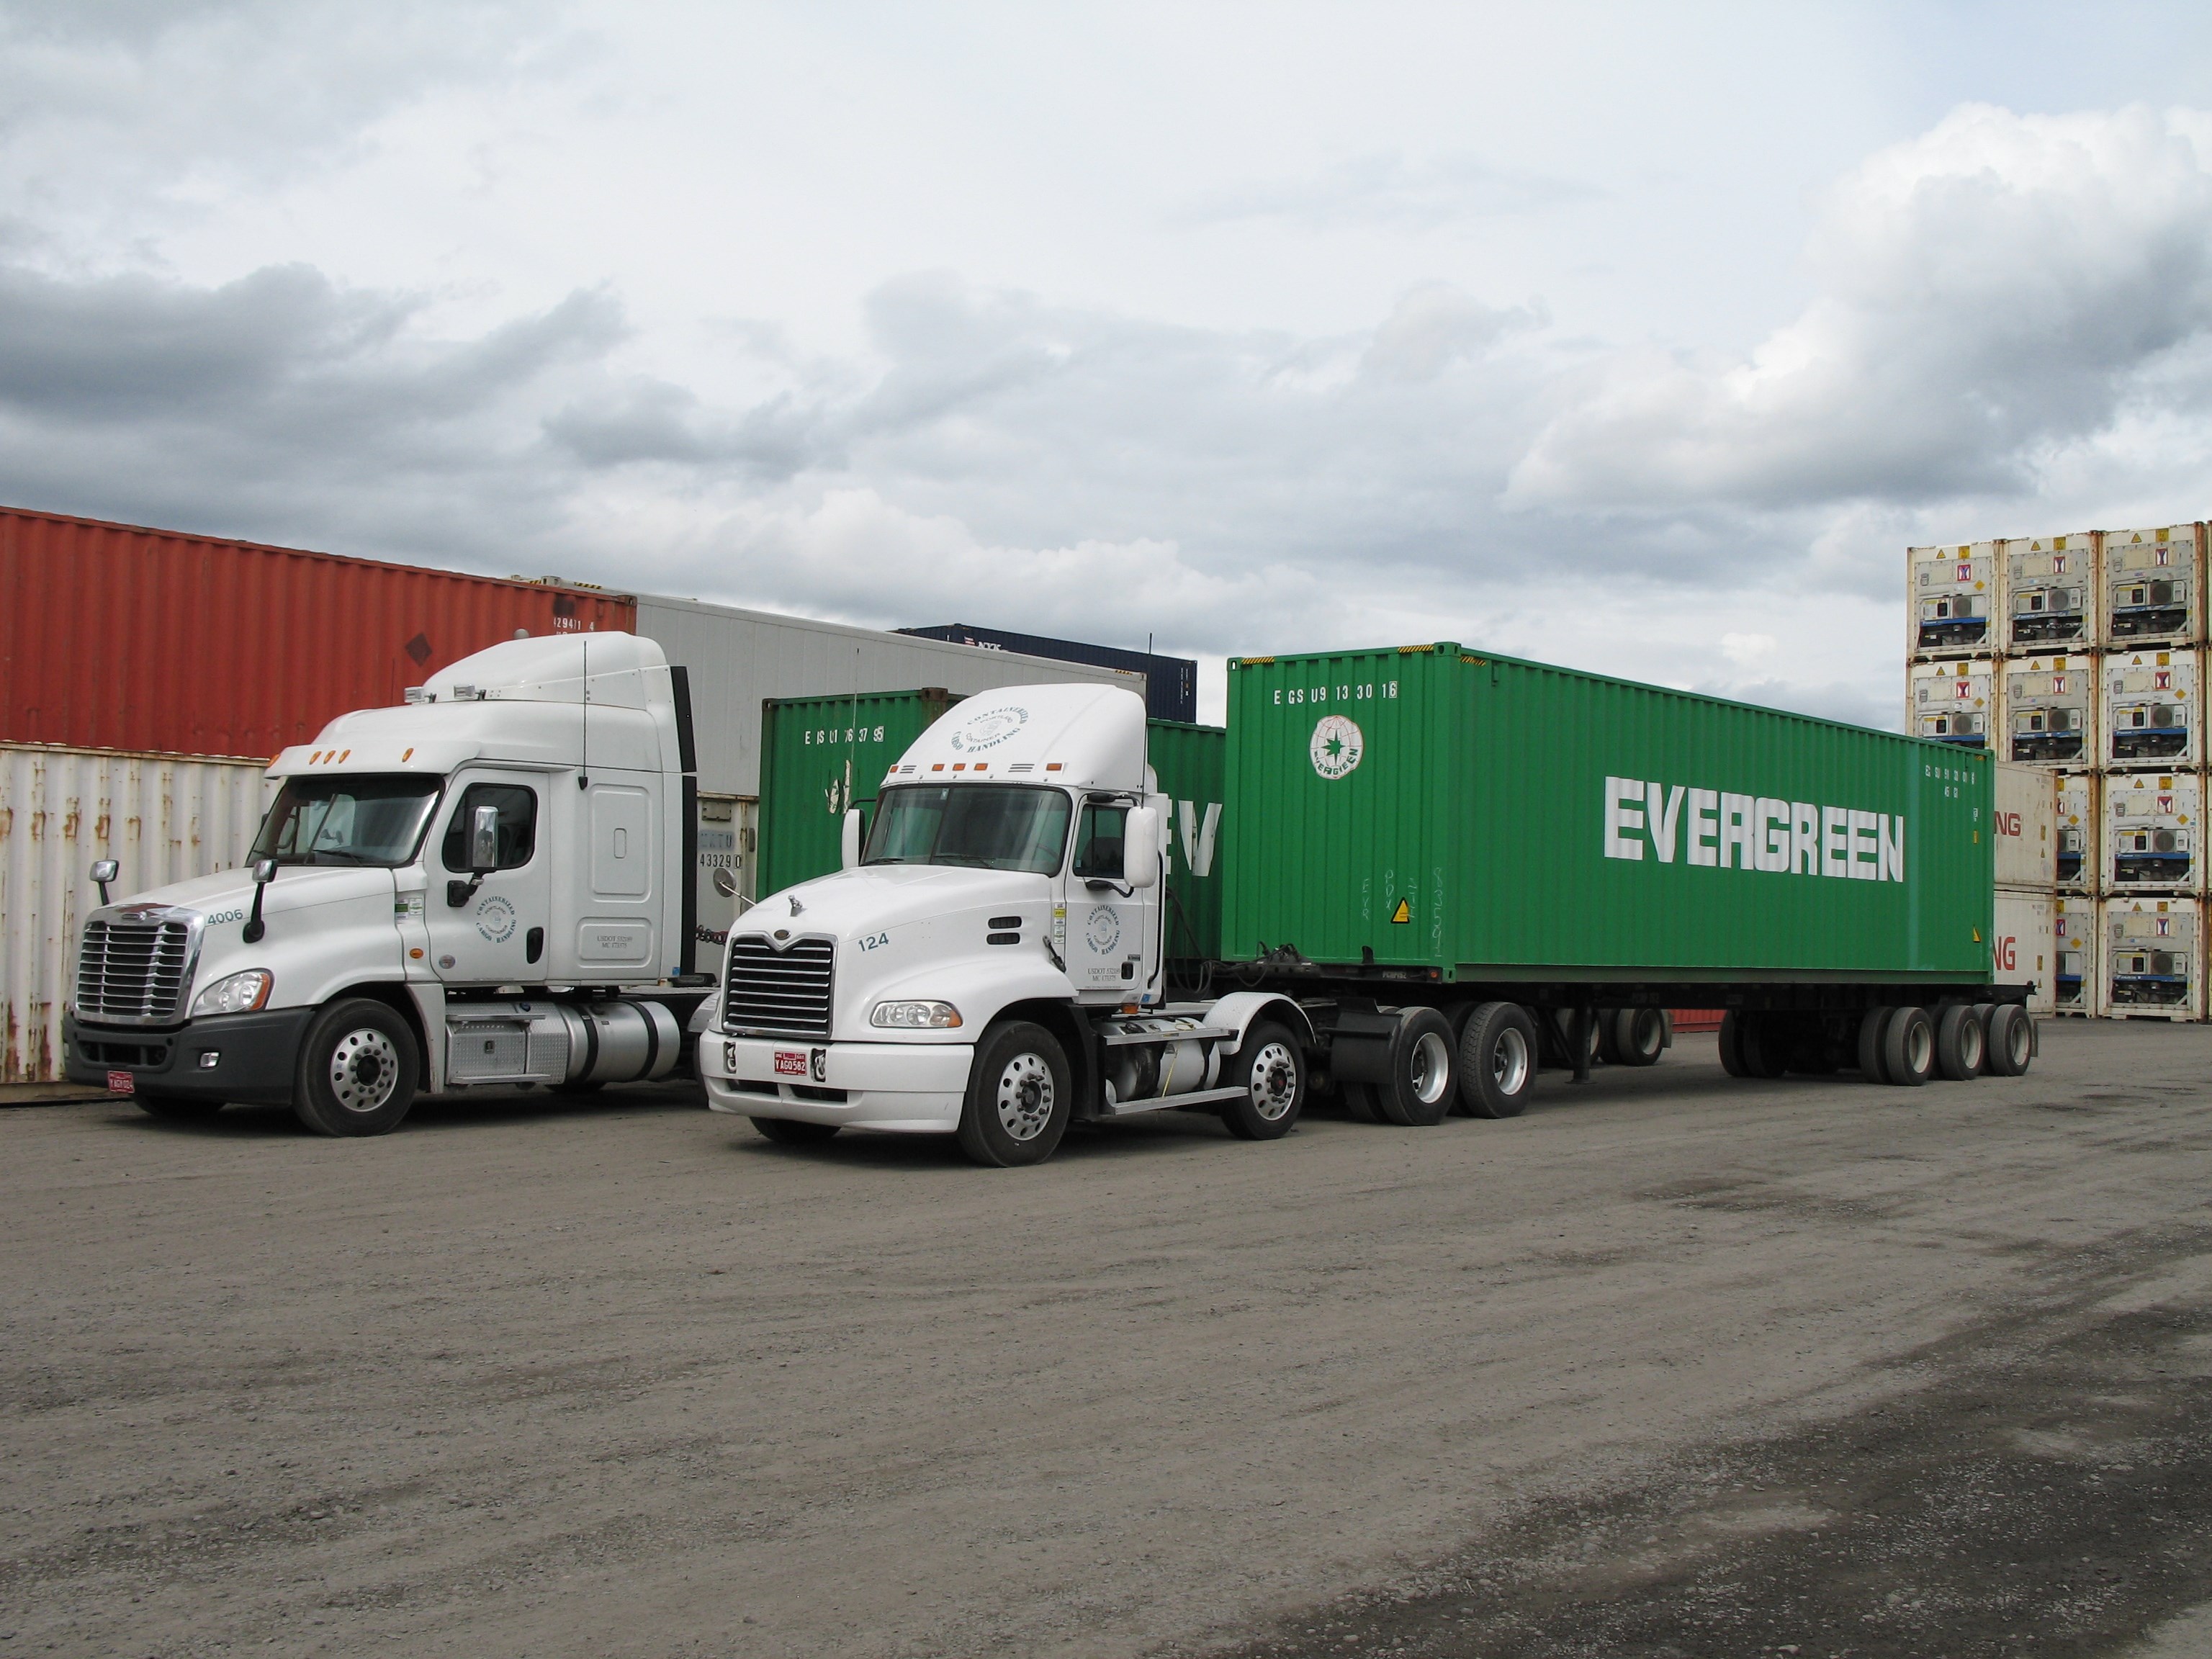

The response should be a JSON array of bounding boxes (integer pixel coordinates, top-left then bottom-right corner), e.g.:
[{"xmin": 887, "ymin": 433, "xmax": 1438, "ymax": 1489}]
[
  {"xmin": 1982, "ymin": 1004, "xmax": 2034, "ymax": 1076},
  {"xmin": 751, "ymin": 1117, "xmax": 840, "ymax": 1146},
  {"xmin": 956, "ymin": 1020, "xmax": 1071, "ymax": 1167},
  {"xmin": 1722, "ymin": 1012, "xmax": 1790, "ymax": 1080},
  {"xmin": 1881, "ymin": 1005, "xmax": 1935, "ymax": 1087},
  {"xmin": 134, "ymin": 1093, "xmax": 225, "ymax": 1123},
  {"xmin": 1219, "ymin": 1020, "xmax": 1305, "ymax": 1141},
  {"xmin": 1856, "ymin": 1007, "xmax": 1892, "ymax": 1084},
  {"xmin": 1609, "ymin": 1008, "xmax": 1666, "ymax": 1068},
  {"xmin": 1339, "ymin": 1082, "xmax": 1383, "ymax": 1123},
  {"xmin": 1717, "ymin": 1012, "xmax": 1748, "ymax": 1077},
  {"xmin": 292, "ymin": 998, "xmax": 420, "ymax": 1137},
  {"xmin": 1595, "ymin": 1007, "xmax": 1624, "ymax": 1066},
  {"xmin": 1375, "ymin": 1007, "xmax": 1456, "ymax": 1126},
  {"xmin": 1934, "ymin": 1004, "xmax": 1985, "ymax": 1080},
  {"xmin": 1457, "ymin": 1002, "xmax": 1537, "ymax": 1119}
]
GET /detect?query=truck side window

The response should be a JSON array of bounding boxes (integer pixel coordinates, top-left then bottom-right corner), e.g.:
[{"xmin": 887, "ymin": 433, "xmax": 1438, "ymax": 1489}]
[
  {"xmin": 1072, "ymin": 801, "xmax": 1128, "ymax": 880},
  {"xmin": 441, "ymin": 783, "xmax": 538, "ymax": 871}
]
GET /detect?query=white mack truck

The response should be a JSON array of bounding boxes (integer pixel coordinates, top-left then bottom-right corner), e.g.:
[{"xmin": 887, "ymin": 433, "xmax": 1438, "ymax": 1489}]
[{"xmin": 66, "ymin": 634, "xmax": 714, "ymax": 1133}]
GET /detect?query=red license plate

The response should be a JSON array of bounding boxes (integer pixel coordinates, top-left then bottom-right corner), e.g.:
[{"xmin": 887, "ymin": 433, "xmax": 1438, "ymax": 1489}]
[
  {"xmin": 107, "ymin": 1070, "xmax": 135, "ymax": 1094},
  {"xmin": 773, "ymin": 1051, "xmax": 807, "ymax": 1076}
]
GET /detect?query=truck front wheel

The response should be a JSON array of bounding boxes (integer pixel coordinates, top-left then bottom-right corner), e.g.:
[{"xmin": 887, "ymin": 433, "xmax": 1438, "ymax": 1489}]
[
  {"xmin": 1219, "ymin": 1020, "xmax": 1305, "ymax": 1141},
  {"xmin": 292, "ymin": 999, "xmax": 421, "ymax": 1137},
  {"xmin": 956, "ymin": 1021, "xmax": 1071, "ymax": 1167}
]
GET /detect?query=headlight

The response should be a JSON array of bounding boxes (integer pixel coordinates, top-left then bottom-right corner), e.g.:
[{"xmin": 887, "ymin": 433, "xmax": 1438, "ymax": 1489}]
[
  {"xmin": 192, "ymin": 969, "xmax": 273, "ymax": 1017},
  {"xmin": 870, "ymin": 999, "xmax": 962, "ymax": 1029}
]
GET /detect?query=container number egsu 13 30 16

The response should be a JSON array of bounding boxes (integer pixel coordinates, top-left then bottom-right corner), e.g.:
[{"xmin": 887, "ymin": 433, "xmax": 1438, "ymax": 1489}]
[{"xmin": 1601, "ymin": 777, "xmax": 1907, "ymax": 882}]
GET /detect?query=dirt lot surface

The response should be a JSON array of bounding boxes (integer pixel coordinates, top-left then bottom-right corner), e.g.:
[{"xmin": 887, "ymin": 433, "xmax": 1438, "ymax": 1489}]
[{"xmin": 6, "ymin": 1021, "xmax": 2212, "ymax": 1658}]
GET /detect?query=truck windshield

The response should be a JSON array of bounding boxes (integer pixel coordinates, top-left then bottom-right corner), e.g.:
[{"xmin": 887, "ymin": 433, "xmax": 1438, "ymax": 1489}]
[
  {"xmin": 864, "ymin": 785, "xmax": 1071, "ymax": 875},
  {"xmin": 253, "ymin": 775, "xmax": 443, "ymax": 868}
]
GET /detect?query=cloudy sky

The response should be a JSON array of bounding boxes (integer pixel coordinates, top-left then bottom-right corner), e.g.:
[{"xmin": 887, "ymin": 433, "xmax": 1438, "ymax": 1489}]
[{"xmin": 6, "ymin": 2, "xmax": 2212, "ymax": 724}]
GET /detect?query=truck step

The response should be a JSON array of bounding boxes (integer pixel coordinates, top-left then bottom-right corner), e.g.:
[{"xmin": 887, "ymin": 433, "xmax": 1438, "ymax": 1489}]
[{"xmin": 1100, "ymin": 1084, "xmax": 1249, "ymax": 1116}]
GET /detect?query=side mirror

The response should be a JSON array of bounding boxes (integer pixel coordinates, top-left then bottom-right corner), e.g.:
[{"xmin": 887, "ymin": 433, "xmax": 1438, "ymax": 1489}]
[
  {"xmin": 469, "ymin": 804, "xmax": 500, "ymax": 873},
  {"xmin": 243, "ymin": 857, "xmax": 276, "ymax": 943},
  {"xmin": 90, "ymin": 858, "xmax": 119, "ymax": 905},
  {"xmin": 1123, "ymin": 806, "xmax": 1159, "ymax": 889},
  {"xmin": 840, "ymin": 808, "xmax": 864, "ymax": 871},
  {"xmin": 251, "ymin": 858, "xmax": 277, "ymax": 885}
]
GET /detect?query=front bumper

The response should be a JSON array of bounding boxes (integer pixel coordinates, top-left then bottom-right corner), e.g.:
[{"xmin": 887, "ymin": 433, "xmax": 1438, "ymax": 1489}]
[
  {"xmin": 65, "ymin": 1007, "xmax": 316, "ymax": 1107},
  {"xmin": 701, "ymin": 1034, "xmax": 973, "ymax": 1133}
]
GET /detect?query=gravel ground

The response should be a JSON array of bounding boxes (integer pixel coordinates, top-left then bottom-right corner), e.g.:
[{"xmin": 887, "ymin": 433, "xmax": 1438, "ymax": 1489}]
[{"xmin": 4, "ymin": 1020, "xmax": 2211, "ymax": 1658}]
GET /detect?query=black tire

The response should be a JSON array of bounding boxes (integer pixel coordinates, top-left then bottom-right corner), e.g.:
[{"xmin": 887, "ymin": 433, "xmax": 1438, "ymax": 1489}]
[
  {"xmin": 1856, "ymin": 1006, "xmax": 1892, "ymax": 1084},
  {"xmin": 1733, "ymin": 1012, "xmax": 1791, "ymax": 1079},
  {"xmin": 1935, "ymin": 1004, "xmax": 1984, "ymax": 1081},
  {"xmin": 1375, "ymin": 1007, "xmax": 1457, "ymax": 1126},
  {"xmin": 1982, "ymin": 1004, "xmax": 2034, "ymax": 1076},
  {"xmin": 1595, "ymin": 1007, "xmax": 1624, "ymax": 1066},
  {"xmin": 292, "ymin": 998, "xmax": 421, "ymax": 1137},
  {"xmin": 1717, "ymin": 1011, "xmax": 1749, "ymax": 1078},
  {"xmin": 133, "ymin": 1092, "xmax": 225, "ymax": 1123},
  {"xmin": 956, "ymin": 1020, "xmax": 1071, "ymax": 1167},
  {"xmin": 1881, "ymin": 1004, "xmax": 1935, "ymax": 1087},
  {"xmin": 1609, "ymin": 1007, "xmax": 1667, "ymax": 1068},
  {"xmin": 1219, "ymin": 1020, "xmax": 1305, "ymax": 1141},
  {"xmin": 1339, "ymin": 1082, "xmax": 1383, "ymax": 1123},
  {"xmin": 1456, "ymin": 1001, "xmax": 1537, "ymax": 1119},
  {"xmin": 751, "ymin": 1116, "xmax": 840, "ymax": 1145}
]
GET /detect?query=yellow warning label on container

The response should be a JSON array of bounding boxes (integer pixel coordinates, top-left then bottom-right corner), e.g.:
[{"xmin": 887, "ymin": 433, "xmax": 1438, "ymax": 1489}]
[{"xmin": 1390, "ymin": 898, "xmax": 1412, "ymax": 924}]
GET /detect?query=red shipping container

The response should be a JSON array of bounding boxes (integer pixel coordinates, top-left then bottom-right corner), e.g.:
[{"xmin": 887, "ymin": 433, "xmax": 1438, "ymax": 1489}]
[{"xmin": 0, "ymin": 506, "xmax": 634, "ymax": 760}]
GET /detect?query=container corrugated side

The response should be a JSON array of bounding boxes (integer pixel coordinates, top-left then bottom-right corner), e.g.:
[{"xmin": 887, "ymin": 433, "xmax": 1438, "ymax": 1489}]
[
  {"xmin": 757, "ymin": 690, "xmax": 962, "ymax": 896},
  {"xmin": 0, "ymin": 505, "xmax": 633, "ymax": 760},
  {"xmin": 2054, "ymin": 894, "xmax": 2101, "ymax": 1015},
  {"xmin": 1993, "ymin": 763, "xmax": 2057, "ymax": 889},
  {"xmin": 1993, "ymin": 888, "xmax": 2056, "ymax": 1016},
  {"xmin": 1223, "ymin": 644, "xmax": 1992, "ymax": 983},
  {"xmin": 2056, "ymin": 773, "xmax": 2099, "ymax": 891},
  {"xmin": 1, "ymin": 744, "xmax": 274, "ymax": 1082},
  {"xmin": 1143, "ymin": 719, "xmax": 1225, "ymax": 961}
]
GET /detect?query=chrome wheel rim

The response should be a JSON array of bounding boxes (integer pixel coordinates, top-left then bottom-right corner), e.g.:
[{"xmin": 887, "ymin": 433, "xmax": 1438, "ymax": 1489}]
[
  {"xmin": 2008, "ymin": 1015, "xmax": 2031, "ymax": 1068},
  {"xmin": 1960, "ymin": 1019, "xmax": 1984, "ymax": 1071},
  {"xmin": 1409, "ymin": 1032, "xmax": 1452, "ymax": 1105},
  {"xmin": 1248, "ymin": 1041, "xmax": 1298, "ymax": 1121},
  {"xmin": 994, "ymin": 1052, "xmax": 1056, "ymax": 1141},
  {"xmin": 1905, "ymin": 1019, "xmax": 1933, "ymax": 1074},
  {"xmin": 330, "ymin": 1028, "xmax": 400, "ymax": 1115},
  {"xmin": 1491, "ymin": 1028, "xmax": 1530, "ymax": 1094}
]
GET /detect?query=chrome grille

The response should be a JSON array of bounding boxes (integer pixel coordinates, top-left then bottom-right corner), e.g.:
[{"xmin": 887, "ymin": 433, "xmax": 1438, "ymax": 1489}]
[
  {"xmin": 76, "ymin": 919, "xmax": 194, "ymax": 1022},
  {"xmin": 722, "ymin": 935, "xmax": 835, "ymax": 1039}
]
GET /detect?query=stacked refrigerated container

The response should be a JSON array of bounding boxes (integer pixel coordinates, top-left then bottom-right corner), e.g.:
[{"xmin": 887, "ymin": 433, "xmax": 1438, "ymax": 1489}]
[{"xmin": 1907, "ymin": 522, "xmax": 2209, "ymax": 1018}]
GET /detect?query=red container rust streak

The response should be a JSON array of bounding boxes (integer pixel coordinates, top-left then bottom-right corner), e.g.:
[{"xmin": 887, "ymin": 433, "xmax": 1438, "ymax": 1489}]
[{"xmin": 0, "ymin": 506, "xmax": 635, "ymax": 759}]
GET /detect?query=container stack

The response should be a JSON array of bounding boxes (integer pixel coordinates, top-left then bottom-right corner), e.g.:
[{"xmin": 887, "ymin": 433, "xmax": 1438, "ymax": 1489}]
[{"xmin": 1907, "ymin": 522, "xmax": 2210, "ymax": 1019}]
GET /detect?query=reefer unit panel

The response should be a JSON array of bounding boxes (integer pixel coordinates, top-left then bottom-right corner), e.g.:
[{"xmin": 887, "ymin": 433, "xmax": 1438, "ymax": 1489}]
[
  {"xmin": 2101, "ymin": 648, "xmax": 2202, "ymax": 770},
  {"xmin": 1908, "ymin": 541, "xmax": 2000, "ymax": 658},
  {"xmin": 1223, "ymin": 645, "xmax": 1992, "ymax": 982},
  {"xmin": 1908, "ymin": 658, "xmax": 1996, "ymax": 750},
  {"xmin": 1143, "ymin": 719, "xmax": 1228, "ymax": 963},
  {"xmin": 1992, "ymin": 889, "xmax": 2056, "ymax": 1017},
  {"xmin": 2102, "ymin": 771, "xmax": 2201, "ymax": 894},
  {"xmin": 2056, "ymin": 773, "xmax": 2098, "ymax": 891},
  {"xmin": 2104, "ymin": 896, "xmax": 2204, "ymax": 1020},
  {"xmin": 2000, "ymin": 533, "xmax": 2098, "ymax": 649},
  {"xmin": 1, "ymin": 744, "xmax": 275, "ymax": 1082},
  {"xmin": 759, "ymin": 689, "xmax": 963, "ymax": 899},
  {"xmin": 0, "ymin": 506, "xmax": 632, "ymax": 760},
  {"xmin": 2103, "ymin": 524, "xmax": 2205, "ymax": 649},
  {"xmin": 1999, "ymin": 653, "xmax": 2095, "ymax": 768},
  {"xmin": 1993, "ymin": 763, "xmax": 2057, "ymax": 890},
  {"xmin": 2054, "ymin": 894, "xmax": 2101, "ymax": 1015}
]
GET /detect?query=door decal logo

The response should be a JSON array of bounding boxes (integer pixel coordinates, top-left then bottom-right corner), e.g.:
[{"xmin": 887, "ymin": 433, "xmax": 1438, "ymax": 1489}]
[
  {"xmin": 474, "ymin": 895, "xmax": 518, "ymax": 944},
  {"xmin": 950, "ymin": 704, "xmax": 1030, "ymax": 752},
  {"xmin": 1310, "ymin": 715, "xmax": 1364, "ymax": 780},
  {"xmin": 1085, "ymin": 905, "xmax": 1122, "ymax": 954}
]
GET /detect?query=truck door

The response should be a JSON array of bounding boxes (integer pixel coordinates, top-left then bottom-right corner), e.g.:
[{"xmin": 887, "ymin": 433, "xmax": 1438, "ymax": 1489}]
[
  {"xmin": 1067, "ymin": 796, "xmax": 1152, "ymax": 997},
  {"xmin": 425, "ymin": 775, "xmax": 552, "ymax": 983}
]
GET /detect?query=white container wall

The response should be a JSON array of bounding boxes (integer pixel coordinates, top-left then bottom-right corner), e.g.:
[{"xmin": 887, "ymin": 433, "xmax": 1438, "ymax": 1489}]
[
  {"xmin": 1993, "ymin": 888, "xmax": 2057, "ymax": 1017},
  {"xmin": 1999, "ymin": 533, "xmax": 2098, "ymax": 651},
  {"xmin": 1998, "ymin": 652, "xmax": 2097, "ymax": 768},
  {"xmin": 2101, "ymin": 771, "xmax": 2202, "ymax": 894},
  {"xmin": 1992, "ymin": 763, "xmax": 2058, "ymax": 889},
  {"xmin": 1908, "ymin": 658, "xmax": 1997, "ymax": 749},
  {"xmin": 2101, "ymin": 647, "xmax": 2203, "ymax": 771},
  {"xmin": 2103, "ymin": 895, "xmax": 2204, "ymax": 1020},
  {"xmin": 2054, "ymin": 894, "xmax": 2102, "ymax": 1016},
  {"xmin": 1909, "ymin": 541, "xmax": 2001, "ymax": 660},
  {"xmin": 2056, "ymin": 773, "xmax": 2099, "ymax": 891},
  {"xmin": 1, "ymin": 745, "xmax": 275, "ymax": 1082},
  {"xmin": 694, "ymin": 792, "xmax": 759, "ymax": 950},
  {"xmin": 2103, "ymin": 524, "xmax": 2205, "ymax": 650}
]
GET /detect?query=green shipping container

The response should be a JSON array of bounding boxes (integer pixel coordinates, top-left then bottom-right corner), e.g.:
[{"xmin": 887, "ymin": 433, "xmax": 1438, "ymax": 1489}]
[
  {"xmin": 759, "ymin": 691, "xmax": 1226, "ymax": 960},
  {"xmin": 1222, "ymin": 644, "xmax": 1992, "ymax": 984}
]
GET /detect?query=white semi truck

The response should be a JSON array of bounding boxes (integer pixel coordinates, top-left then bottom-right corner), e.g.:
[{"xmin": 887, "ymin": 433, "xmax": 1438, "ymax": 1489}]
[{"xmin": 65, "ymin": 634, "xmax": 716, "ymax": 1133}]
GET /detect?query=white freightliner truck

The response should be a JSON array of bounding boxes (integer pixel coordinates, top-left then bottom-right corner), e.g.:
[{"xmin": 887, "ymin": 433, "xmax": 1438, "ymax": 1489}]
[
  {"xmin": 701, "ymin": 682, "xmax": 1326, "ymax": 1166},
  {"xmin": 65, "ymin": 635, "xmax": 716, "ymax": 1133}
]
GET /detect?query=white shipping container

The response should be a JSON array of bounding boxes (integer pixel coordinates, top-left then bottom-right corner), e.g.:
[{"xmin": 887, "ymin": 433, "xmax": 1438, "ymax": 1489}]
[
  {"xmin": 1999, "ymin": 532, "xmax": 2098, "ymax": 651},
  {"xmin": 2054, "ymin": 894, "xmax": 2101, "ymax": 1015},
  {"xmin": 2100, "ymin": 647, "xmax": 2202, "ymax": 771},
  {"xmin": 1907, "ymin": 657, "xmax": 1996, "ymax": 749},
  {"xmin": 1, "ymin": 745, "xmax": 276, "ymax": 1083},
  {"xmin": 693, "ymin": 791, "xmax": 759, "ymax": 950},
  {"xmin": 1992, "ymin": 763, "xmax": 2057, "ymax": 889},
  {"xmin": 2056, "ymin": 773, "xmax": 2098, "ymax": 891},
  {"xmin": 2103, "ymin": 523, "xmax": 2205, "ymax": 649},
  {"xmin": 1997, "ymin": 652, "xmax": 2096, "ymax": 768},
  {"xmin": 2102, "ymin": 771, "xmax": 2202, "ymax": 894},
  {"xmin": 2103, "ymin": 895, "xmax": 2204, "ymax": 1020},
  {"xmin": 1993, "ymin": 888, "xmax": 2056, "ymax": 1016},
  {"xmin": 1908, "ymin": 541, "xmax": 2000, "ymax": 659}
]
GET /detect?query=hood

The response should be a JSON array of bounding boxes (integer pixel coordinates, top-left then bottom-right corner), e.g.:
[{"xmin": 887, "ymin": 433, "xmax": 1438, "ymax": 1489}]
[
  {"xmin": 742, "ymin": 864, "xmax": 1053, "ymax": 941},
  {"xmin": 100, "ymin": 863, "xmax": 397, "ymax": 921}
]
